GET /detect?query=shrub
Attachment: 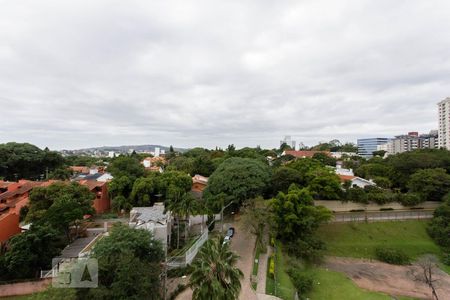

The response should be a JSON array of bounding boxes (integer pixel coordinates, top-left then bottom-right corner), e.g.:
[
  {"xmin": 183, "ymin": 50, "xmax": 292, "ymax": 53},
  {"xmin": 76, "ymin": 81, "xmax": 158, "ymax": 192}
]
[
  {"xmin": 285, "ymin": 237, "xmax": 326, "ymax": 263},
  {"xmin": 380, "ymin": 208, "xmax": 394, "ymax": 211},
  {"xmin": 443, "ymin": 253, "xmax": 450, "ymax": 266},
  {"xmin": 375, "ymin": 247, "xmax": 410, "ymax": 265},
  {"xmin": 268, "ymin": 255, "xmax": 275, "ymax": 278},
  {"xmin": 398, "ymin": 193, "xmax": 423, "ymax": 207},
  {"xmin": 287, "ymin": 269, "xmax": 314, "ymax": 294}
]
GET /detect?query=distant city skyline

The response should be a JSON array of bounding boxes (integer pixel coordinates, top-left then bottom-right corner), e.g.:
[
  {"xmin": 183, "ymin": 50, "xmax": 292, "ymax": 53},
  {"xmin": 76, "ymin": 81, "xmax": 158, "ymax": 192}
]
[{"xmin": 1, "ymin": 1, "xmax": 448, "ymax": 150}]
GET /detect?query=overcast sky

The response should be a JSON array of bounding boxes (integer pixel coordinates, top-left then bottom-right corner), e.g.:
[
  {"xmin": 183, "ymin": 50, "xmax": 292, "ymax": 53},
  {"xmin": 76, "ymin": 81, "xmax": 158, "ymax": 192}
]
[{"xmin": 0, "ymin": 0, "xmax": 449, "ymax": 150}]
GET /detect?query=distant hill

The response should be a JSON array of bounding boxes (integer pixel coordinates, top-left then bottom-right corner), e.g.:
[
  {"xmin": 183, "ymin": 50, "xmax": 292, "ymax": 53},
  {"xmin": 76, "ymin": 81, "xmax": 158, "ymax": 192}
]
[{"xmin": 64, "ymin": 144, "xmax": 189, "ymax": 153}]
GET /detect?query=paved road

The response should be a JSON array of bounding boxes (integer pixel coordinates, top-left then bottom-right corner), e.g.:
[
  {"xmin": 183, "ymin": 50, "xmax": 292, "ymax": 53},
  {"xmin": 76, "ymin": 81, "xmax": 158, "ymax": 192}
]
[
  {"xmin": 231, "ymin": 217, "xmax": 258, "ymax": 300},
  {"xmin": 332, "ymin": 209, "xmax": 434, "ymax": 222},
  {"xmin": 176, "ymin": 217, "xmax": 257, "ymax": 300}
]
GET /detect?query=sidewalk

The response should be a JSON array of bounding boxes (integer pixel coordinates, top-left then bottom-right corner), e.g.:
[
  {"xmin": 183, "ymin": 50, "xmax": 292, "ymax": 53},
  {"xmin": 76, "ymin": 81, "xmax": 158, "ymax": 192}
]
[{"xmin": 256, "ymin": 246, "xmax": 271, "ymax": 294}]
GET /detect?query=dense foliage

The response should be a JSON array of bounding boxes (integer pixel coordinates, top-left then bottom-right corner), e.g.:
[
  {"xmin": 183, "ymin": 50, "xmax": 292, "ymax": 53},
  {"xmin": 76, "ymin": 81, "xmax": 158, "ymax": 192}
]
[
  {"xmin": 270, "ymin": 185, "xmax": 332, "ymax": 261},
  {"xmin": 0, "ymin": 143, "xmax": 64, "ymax": 180},
  {"xmin": 428, "ymin": 195, "xmax": 450, "ymax": 248},
  {"xmin": 26, "ymin": 182, "xmax": 95, "ymax": 241},
  {"xmin": 189, "ymin": 237, "xmax": 243, "ymax": 300},
  {"xmin": 0, "ymin": 224, "xmax": 63, "ymax": 280},
  {"xmin": 86, "ymin": 224, "xmax": 164, "ymax": 300},
  {"xmin": 204, "ymin": 157, "xmax": 271, "ymax": 210},
  {"xmin": 375, "ymin": 247, "xmax": 411, "ymax": 265}
]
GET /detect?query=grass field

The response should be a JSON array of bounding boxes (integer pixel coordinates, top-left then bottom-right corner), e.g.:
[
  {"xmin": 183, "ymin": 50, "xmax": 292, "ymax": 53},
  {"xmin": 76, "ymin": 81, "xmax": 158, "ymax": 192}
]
[
  {"xmin": 317, "ymin": 220, "xmax": 442, "ymax": 259},
  {"xmin": 266, "ymin": 243, "xmax": 419, "ymax": 300},
  {"xmin": 266, "ymin": 243, "xmax": 296, "ymax": 300},
  {"xmin": 304, "ymin": 266, "xmax": 417, "ymax": 300},
  {"xmin": 317, "ymin": 220, "xmax": 450, "ymax": 273}
]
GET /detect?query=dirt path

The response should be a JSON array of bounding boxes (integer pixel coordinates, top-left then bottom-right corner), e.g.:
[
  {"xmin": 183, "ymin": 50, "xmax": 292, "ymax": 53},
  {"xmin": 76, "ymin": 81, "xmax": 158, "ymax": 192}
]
[{"xmin": 325, "ymin": 257, "xmax": 450, "ymax": 300}]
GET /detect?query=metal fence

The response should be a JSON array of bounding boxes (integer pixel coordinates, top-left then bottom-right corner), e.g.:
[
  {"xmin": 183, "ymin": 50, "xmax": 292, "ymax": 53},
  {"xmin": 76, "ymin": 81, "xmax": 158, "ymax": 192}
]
[
  {"xmin": 167, "ymin": 230, "xmax": 208, "ymax": 269},
  {"xmin": 332, "ymin": 209, "xmax": 434, "ymax": 223}
]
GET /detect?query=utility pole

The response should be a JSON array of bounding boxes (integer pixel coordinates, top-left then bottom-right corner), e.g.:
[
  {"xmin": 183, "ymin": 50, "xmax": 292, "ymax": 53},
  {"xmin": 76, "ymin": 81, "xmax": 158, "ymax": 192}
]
[{"xmin": 220, "ymin": 200, "xmax": 235, "ymax": 234}]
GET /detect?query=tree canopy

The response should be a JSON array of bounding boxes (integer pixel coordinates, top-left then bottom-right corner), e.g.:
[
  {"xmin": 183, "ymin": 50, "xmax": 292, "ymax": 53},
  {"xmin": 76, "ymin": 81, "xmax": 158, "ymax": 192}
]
[
  {"xmin": 203, "ymin": 157, "xmax": 270, "ymax": 210},
  {"xmin": 88, "ymin": 224, "xmax": 164, "ymax": 300},
  {"xmin": 0, "ymin": 142, "xmax": 64, "ymax": 180}
]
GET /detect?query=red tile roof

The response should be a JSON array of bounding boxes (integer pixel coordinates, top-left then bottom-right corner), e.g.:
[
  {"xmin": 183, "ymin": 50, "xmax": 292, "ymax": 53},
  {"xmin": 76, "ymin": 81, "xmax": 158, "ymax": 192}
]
[
  {"xmin": 79, "ymin": 180, "xmax": 105, "ymax": 191},
  {"xmin": 338, "ymin": 175, "xmax": 357, "ymax": 182}
]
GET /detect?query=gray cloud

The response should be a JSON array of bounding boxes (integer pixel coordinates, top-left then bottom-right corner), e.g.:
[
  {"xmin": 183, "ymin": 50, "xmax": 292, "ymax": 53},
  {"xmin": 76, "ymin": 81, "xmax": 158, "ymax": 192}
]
[{"xmin": 0, "ymin": 0, "xmax": 449, "ymax": 150}]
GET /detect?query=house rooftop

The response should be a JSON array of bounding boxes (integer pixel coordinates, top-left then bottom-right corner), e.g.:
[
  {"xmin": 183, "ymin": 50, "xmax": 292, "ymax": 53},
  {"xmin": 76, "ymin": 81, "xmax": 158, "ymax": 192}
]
[{"xmin": 130, "ymin": 203, "xmax": 169, "ymax": 225}]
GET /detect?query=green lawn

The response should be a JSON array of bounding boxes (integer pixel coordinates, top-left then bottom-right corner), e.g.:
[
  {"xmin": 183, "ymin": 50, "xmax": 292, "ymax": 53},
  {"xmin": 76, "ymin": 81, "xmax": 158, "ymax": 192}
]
[
  {"xmin": 266, "ymin": 243, "xmax": 296, "ymax": 300},
  {"xmin": 305, "ymin": 266, "xmax": 417, "ymax": 300},
  {"xmin": 317, "ymin": 220, "xmax": 442, "ymax": 259},
  {"xmin": 317, "ymin": 220, "xmax": 450, "ymax": 273}
]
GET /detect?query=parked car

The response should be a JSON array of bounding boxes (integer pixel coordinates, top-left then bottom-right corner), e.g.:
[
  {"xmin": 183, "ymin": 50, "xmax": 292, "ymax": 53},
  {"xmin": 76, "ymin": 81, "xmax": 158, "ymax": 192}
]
[{"xmin": 227, "ymin": 227, "xmax": 235, "ymax": 238}]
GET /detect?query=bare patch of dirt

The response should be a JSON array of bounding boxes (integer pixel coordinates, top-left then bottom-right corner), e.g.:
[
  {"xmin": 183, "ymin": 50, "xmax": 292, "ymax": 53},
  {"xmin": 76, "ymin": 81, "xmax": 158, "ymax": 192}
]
[{"xmin": 324, "ymin": 257, "xmax": 450, "ymax": 300}]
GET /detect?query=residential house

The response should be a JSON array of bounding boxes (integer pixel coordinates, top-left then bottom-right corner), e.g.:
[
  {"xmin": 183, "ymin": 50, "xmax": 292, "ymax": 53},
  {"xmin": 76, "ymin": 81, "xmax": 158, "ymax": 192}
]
[
  {"xmin": 142, "ymin": 157, "xmax": 165, "ymax": 172},
  {"xmin": 129, "ymin": 203, "xmax": 172, "ymax": 249},
  {"xmin": 0, "ymin": 180, "xmax": 49, "ymax": 244},
  {"xmin": 79, "ymin": 180, "xmax": 110, "ymax": 214},
  {"xmin": 338, "ymin": 175, "xmax": 375, "ymax": 188},
  {"xmin": 192, "ymin": 175, "xmax": 208, "ymax": 192}
]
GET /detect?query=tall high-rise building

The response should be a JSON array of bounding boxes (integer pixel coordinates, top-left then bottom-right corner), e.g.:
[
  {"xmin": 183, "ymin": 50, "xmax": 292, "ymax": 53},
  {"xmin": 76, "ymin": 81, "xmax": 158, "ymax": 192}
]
[
  {"xmin": 438, "ymin": 97, "xmax": 450, "ymax": 149},
  {"xmin": 280, "ymin": 135, "xmax": 296, "ymax": 150}
]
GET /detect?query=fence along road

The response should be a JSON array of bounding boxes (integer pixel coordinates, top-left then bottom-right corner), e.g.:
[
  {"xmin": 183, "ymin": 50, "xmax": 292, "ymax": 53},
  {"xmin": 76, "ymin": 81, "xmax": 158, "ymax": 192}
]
[{"xmin": 332, "ymin": 209, "xmax": 434, "ymax": 223}]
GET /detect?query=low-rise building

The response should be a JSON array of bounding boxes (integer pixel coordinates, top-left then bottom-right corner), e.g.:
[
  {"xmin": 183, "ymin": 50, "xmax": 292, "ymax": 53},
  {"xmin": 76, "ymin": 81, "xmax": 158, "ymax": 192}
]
[
  {"xmin": 79, "ymin": 180, "xmax": 110, "ymax": 214},
  {"xmin": 129, "ymin": 203, "xmax": 172, "ymax": 249},
  {"xmin": 192, "ymin": 175, "xmax": 208, "ymax": 192},
  {"xmin": 338, "ymin": 175, "xmax": 375, "ymax": 188},
  {"xmin": 0, "ymin": 180, "xmax": 49, "ymax": 244}
]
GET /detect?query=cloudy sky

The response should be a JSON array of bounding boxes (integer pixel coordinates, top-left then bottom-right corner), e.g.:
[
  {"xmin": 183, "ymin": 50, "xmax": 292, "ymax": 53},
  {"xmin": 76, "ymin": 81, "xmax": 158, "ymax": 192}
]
[{"xmin": 0, "ymin": 0, "xmax": 449, "ymax": 150}]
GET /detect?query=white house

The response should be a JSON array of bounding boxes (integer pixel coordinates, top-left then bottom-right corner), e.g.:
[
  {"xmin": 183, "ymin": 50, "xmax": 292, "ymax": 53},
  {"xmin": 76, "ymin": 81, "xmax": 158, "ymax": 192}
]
[
  {"xmin": 338, "ymin": 175, "xmax": 376, "ymax": 188},
  {"xmin": 129, "ymin": 203, "xmax": 172, "ymax": 249}
]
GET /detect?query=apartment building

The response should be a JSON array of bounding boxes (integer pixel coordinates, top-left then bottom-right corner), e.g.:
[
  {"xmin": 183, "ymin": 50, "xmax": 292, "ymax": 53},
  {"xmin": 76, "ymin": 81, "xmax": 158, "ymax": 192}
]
[{"xmin": 438, "ymin": 97, "xmax": 450, "ymax": 149}]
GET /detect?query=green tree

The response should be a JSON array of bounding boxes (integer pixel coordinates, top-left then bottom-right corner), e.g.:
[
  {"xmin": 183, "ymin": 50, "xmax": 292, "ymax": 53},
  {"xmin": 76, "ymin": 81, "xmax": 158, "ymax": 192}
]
[
  {"xmin": 3, "ymin": 224, "xmax": 62, "ymax": 279},
  {"xmin": 190, "ymin": 237, "xmax": 243, "ymax": 300},
  {"xmin": 0, "ymin": 142, "xmax": 64, "ymax": 180},
  {"xmin": 108, "ymin": 175, "xmax": 134, "ymax": 199},
  {"xmin": 166, "ymin": 156, "xmax": 195, "ymax": 174},
  {"xmin": 307, "ymin": 169, "xmax": 343, "ymax": 200},
  {"xmin": 48, "ymin": 168, "xmax": 72, "ymax": 180},
  {"xmin": 428, "ymin": 195, "xmax": 450, "ymax": 248},
  {"xmin": 271, "ymin": 167, "xmax": 304, "ymax": 194},
  {"xmin": 159, "ymin": 171, "xmax": 193, "ymax": 198},
  {"xmin": 204, "ymin": 157, "xmax": 270, "ymax": 209},
  {"xmin": 130, "ymin": 177, "xmax": 158, "ymax": 206},
  {"xmin": 408, "ymin": 168, "xmax": 450, "ymax": 201},
  {"xmin": 270, "ymin": 185, "xmax": 331, "ymax": 260},
  {"xmin": 26, "ymin": 182, "xmax": 95, "ymax": 241},
  {"xmin": 241, "ymin": 197, "xmax": 270, "ymax": 251},
  {"xmin": 108, "ymin": 156, "xmax": 145, "ymax": 179},
  {"xmin": 312, "ymin": 152, "xmax": 337, "ymax": 166},
  {"xmin": 88, "ymin": 224, "xmax": 164, "ymax": 300}
]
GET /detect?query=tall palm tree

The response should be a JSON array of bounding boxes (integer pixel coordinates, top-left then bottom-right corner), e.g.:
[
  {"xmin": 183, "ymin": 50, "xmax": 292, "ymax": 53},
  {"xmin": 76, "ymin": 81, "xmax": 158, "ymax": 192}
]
[
  {"xmin": 166, "ymin": 185, "xmax": 184, "ymax": 249},
  {"xmin": 178, "ymin": 192, "xmax": 200, "ymax": 242},
  {"xmin": 190, "ymin": 237, "xmax": 243, "ymax": 300}
]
